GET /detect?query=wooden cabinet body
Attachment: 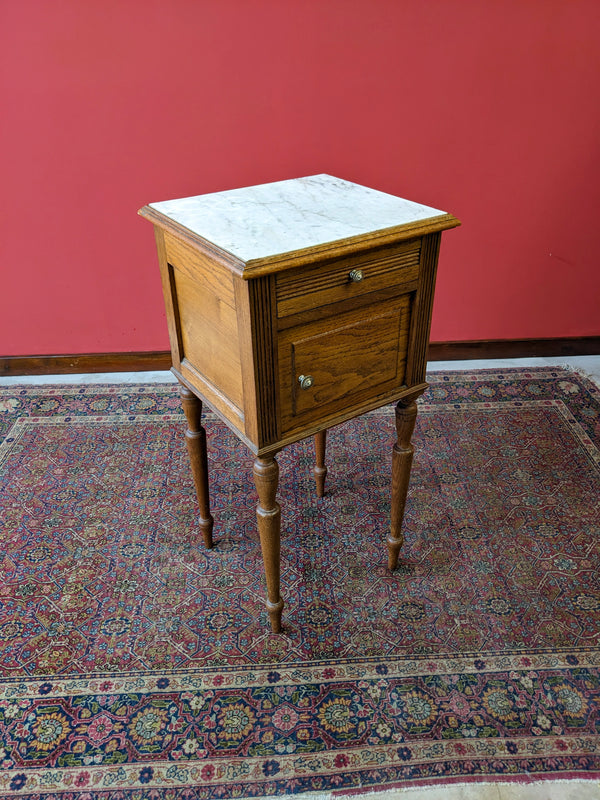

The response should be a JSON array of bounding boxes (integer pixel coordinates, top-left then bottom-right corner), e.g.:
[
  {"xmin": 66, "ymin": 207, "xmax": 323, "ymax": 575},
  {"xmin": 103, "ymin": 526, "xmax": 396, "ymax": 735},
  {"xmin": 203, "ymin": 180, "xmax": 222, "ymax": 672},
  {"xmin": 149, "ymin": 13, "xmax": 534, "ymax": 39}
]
[
  {"xmin": 140, "ymin": 175, "xmax": 459, "ymax": 631},
  {"xmin": 144, "ymin": 220, "xmax": 452, "ymax": 455}
]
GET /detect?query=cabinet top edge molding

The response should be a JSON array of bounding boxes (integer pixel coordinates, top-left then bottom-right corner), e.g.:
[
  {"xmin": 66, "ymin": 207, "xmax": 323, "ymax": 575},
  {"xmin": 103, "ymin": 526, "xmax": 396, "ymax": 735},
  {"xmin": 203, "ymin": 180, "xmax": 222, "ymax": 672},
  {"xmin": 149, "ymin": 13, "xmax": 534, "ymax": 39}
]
[{"xmin": 139, "ymin": 174, "xmax": 460, "ymax": 276}]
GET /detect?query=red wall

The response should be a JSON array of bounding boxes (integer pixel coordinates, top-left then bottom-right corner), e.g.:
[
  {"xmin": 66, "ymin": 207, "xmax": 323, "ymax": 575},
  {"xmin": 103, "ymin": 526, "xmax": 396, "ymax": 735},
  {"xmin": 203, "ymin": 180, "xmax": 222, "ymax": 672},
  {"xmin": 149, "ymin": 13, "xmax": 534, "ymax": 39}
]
[{"xmin": 2, "ymin": 0, "xmax": 599, "ymax": 356}]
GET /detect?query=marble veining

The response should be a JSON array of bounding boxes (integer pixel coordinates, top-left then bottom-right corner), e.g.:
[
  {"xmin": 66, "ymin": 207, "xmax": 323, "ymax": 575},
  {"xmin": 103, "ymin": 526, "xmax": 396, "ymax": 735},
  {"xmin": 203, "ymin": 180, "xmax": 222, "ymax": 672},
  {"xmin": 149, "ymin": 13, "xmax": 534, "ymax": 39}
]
[{"xmin": 149, "ymin": 174, "xmax": 447, "ymax": 262}]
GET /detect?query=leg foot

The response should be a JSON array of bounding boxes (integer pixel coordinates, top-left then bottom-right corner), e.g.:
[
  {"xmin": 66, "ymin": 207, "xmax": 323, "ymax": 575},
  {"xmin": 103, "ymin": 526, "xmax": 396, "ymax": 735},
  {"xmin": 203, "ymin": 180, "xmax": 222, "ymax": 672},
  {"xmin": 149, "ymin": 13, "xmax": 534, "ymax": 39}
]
[
  {"xmin": 180, "ymin": 385, "xmax": 214, "ymax": 548},
  {"xmin": 388, "ymin": 399, "xmax": 418, "ymax": 570},
  {"xmin": 313, "ymin": 429, "xmax": 327, "ymax": 498},
  {"xmin": 253, "ymin": 455, "xmax": 284, "ymax": 632}
]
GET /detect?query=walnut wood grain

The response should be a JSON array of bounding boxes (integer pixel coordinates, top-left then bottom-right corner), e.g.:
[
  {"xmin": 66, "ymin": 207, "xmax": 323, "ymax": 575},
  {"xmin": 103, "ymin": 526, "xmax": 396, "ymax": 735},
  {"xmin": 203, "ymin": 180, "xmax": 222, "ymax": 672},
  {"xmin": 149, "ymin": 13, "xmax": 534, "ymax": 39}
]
[
  {"xmin": 253, "ymin": 455, "xmax": 284, "ymax": 633},
  {"xmin": 314, "ymin": 430, "xmax": 327, "ymax": 498},
  {"xmin": 387, "ymin": 398, "xmax": 419, "ymax": 570},
  {"xmin": 179, "ymin": 384, "xmax": 214, "ymax": 549}
]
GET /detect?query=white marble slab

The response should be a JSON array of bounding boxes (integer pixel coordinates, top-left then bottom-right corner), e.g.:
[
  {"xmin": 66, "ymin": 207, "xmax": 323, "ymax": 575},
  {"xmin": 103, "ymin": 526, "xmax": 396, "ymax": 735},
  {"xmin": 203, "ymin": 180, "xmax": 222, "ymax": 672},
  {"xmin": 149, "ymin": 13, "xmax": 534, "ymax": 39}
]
[{"xmin": 149, "ymin": 174, "xmax": 447, "ymax": 262}]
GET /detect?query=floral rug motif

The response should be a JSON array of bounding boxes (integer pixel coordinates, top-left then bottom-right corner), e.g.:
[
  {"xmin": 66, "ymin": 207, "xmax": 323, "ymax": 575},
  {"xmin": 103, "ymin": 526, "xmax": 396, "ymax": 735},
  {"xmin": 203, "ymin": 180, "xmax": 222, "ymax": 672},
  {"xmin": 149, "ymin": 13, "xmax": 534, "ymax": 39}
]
[{"xmin": 0, "ymin": 368, "xmax": 599, "ymax": 798}]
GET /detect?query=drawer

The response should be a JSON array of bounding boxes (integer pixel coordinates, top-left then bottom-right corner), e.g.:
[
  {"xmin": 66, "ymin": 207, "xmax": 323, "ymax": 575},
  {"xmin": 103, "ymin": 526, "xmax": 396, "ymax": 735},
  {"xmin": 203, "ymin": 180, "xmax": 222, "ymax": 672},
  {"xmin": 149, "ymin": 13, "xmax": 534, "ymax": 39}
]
[
  {"xmin": 276, "ymin": 239, "xmax": 421, "ymax": 318},
  {"xmin": 278, "ymin": 294, "xmax": 411, "ymax": 434}
]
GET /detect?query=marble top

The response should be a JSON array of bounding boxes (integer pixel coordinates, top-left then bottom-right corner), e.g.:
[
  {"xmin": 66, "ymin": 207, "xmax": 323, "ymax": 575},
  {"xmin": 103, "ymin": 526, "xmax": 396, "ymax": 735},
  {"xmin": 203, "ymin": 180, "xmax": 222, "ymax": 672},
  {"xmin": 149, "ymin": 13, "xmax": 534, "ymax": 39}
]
[{"xmin": 149, "ymin": 175, "xmax": 447, "ymax": 262}]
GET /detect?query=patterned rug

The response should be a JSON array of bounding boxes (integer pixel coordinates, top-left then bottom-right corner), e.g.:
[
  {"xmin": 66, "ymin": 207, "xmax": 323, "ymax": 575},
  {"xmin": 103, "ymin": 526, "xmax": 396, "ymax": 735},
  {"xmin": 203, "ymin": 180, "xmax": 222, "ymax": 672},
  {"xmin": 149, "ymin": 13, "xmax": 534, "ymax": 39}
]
[{"xmin": 0, "ymin": 367, "xmax": 599, "ymax": 798}]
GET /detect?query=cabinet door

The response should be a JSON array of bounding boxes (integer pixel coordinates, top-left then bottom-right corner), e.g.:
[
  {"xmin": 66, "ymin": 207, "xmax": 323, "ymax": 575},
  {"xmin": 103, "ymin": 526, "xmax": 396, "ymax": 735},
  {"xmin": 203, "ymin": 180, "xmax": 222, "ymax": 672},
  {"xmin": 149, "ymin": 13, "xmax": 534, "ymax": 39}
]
[{"xmin": 278, "ymin": 294, "xmax": 411, "ymax": 435}]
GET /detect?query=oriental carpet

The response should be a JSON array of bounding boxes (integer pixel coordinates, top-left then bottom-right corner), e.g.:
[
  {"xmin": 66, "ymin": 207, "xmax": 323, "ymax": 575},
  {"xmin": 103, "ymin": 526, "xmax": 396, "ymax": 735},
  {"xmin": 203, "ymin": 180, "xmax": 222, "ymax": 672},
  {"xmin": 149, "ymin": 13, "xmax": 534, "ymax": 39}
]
[{"xmin": 0, "ymin": 367, "xmax": 599, "ymax": 798}]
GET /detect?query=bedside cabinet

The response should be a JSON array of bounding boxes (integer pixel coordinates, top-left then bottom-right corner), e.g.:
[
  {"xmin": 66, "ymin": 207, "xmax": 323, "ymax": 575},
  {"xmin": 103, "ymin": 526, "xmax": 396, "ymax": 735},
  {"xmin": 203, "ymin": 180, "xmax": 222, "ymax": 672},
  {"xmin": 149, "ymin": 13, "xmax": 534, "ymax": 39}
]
[{"xmin": 139, "ymin": 174, "xmax": 460, "ymax": 632}]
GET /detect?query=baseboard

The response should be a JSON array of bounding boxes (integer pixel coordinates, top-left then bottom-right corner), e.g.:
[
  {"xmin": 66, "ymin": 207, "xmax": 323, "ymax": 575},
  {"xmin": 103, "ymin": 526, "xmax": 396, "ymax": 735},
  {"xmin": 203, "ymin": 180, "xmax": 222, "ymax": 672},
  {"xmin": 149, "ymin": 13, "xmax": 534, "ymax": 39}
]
[
  {"xmin": 1, "ymin": 337, "xmax": 599, "ymax": 376},
  {"xmin": 0, "ymin": 351, "xmax": 172, "ymax": 376},
  {"xmin": 428, "ymin": 336, "xmax": 600, "ymax": 361}
]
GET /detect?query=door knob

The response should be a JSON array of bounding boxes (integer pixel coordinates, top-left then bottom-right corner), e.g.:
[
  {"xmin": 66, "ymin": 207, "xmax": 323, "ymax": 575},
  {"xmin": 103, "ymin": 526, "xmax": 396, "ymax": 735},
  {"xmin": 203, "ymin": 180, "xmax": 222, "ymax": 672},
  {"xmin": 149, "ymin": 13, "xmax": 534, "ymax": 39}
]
[{"xmin": 298, "ymin": 374, "xmax": 314, "ymax": 390}]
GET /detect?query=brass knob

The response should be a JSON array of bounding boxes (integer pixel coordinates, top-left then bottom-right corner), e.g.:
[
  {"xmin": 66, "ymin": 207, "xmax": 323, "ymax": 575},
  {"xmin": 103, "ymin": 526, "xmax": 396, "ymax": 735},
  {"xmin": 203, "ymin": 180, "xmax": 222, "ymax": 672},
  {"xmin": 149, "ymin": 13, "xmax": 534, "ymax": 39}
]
[
  {"xmin": 298, "ymin": 374, "xmax": 314, "ymax": 390},
  {"xmin": 349, "ymin": 268, "xmax": 364, "ymax": 283}
]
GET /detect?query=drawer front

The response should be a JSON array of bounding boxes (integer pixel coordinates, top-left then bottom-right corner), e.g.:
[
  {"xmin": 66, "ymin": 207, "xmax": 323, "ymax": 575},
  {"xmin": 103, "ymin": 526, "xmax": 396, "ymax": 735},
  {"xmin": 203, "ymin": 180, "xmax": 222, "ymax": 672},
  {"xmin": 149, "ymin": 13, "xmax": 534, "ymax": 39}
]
[
  {"xmin": 276, "ymin": 239, "xmax": 421, "ymax": 318},
  {"xmin": 278, "ymin": 294, "xmax": 411, "ymax": 434}
]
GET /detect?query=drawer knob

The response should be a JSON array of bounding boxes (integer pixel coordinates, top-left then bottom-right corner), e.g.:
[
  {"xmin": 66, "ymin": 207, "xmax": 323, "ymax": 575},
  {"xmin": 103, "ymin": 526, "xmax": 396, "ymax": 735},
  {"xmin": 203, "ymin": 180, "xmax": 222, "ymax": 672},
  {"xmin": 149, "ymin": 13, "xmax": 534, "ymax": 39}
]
[
  {"xmin": 349, "ymin": 268, "xmax": 364, "ymax": 283},
  {"xmin": 298, "ymin": 374, "xmax": 314, "ymax": 390}
]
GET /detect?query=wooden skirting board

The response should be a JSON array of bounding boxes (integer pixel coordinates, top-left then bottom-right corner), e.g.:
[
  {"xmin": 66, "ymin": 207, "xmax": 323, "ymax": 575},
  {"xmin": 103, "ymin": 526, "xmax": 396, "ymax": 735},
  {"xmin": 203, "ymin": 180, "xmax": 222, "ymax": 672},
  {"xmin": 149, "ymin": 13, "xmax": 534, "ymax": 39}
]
[
  {"xmin": 0, "ymin": 351, "xmax": 172, "ymax": 376},
  {"xmin": 1, "ymin": 338, "xmax": 599, "ymax": 376},
  {"xmin": 428, "ymin": 336, "xmax": 600, "ymax": 361}
]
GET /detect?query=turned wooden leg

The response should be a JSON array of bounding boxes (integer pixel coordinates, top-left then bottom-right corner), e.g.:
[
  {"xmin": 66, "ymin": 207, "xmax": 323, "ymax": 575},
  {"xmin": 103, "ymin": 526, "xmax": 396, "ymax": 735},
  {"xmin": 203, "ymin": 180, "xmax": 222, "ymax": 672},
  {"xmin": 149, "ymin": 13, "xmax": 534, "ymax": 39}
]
[
  {"xmin": 180, "ymin": 385, "xmax": 214, "ymax": 549},
  {"xmin": 313, "ymin": 429, "xmax": 328, "ymax": 498},
  {"xmin": 253, "ymin": 455, "xmax": 284, "ymax": 633},
  {"xmin": 387, "ymin": 399, "xmax": 418, "ymax": 570}
]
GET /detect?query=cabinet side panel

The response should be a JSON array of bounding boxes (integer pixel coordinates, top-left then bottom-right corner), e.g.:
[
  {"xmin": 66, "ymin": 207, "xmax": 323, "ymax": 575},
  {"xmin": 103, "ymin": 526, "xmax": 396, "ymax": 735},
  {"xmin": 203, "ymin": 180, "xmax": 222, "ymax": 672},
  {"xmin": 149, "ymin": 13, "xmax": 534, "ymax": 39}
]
[
  {"xmin": 165, "ymin": 234, "xmax": 236, "ymax": 309},
  {"xmin": 170, "ymin": 267, "xmax": 243, "ymax": 411},
  {"xmin": 162, "ymin": 232, "xmax": 244, "ymax": 419},
  {"xmin": 153, "ymin": 228, "xmax": 181, "ymax": 368}
]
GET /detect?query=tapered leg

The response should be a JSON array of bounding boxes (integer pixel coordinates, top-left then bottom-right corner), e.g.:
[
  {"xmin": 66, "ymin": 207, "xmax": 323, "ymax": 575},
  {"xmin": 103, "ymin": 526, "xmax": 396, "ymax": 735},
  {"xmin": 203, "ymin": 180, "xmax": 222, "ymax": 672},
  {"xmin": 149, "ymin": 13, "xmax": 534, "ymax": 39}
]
[
  {"xmin": 387, "ymin": 399, "xmax": 418, "ymax": 570},
  {"xmin": 253, "ymin": 455, "xmax": 284, "ymax": 633},
  {"xmin": 313, "ymin": 429, "xmax": 327, "ymax": 498},
  {"xmin": 180, "ymin": 385, "xmax": 214, "ymax": 549}
]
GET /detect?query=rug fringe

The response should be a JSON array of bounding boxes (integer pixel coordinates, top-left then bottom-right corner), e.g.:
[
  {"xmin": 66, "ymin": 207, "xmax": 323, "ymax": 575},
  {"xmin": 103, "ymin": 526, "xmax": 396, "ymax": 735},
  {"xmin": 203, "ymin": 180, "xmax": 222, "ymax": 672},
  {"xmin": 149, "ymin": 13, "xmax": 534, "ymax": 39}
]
[
  {"xmin": 327, "ymin": 776, "xmax": 600, "ymax": 799},
  {"xmin": 562, "ymin": 362, "xmax": 600, "ymax": 389}
]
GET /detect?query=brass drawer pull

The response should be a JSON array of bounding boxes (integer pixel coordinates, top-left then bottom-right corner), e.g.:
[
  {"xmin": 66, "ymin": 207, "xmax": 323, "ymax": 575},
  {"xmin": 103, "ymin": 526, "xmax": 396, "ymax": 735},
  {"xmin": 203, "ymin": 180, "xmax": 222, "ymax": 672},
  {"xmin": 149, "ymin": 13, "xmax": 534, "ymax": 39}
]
[
  {"xmin": 348, "ymin": 268, "xmax": 364, "ymax": 283},
  {"xmin": 298, "ymin": 374, "xmax": 314, "ymax": 390}
]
